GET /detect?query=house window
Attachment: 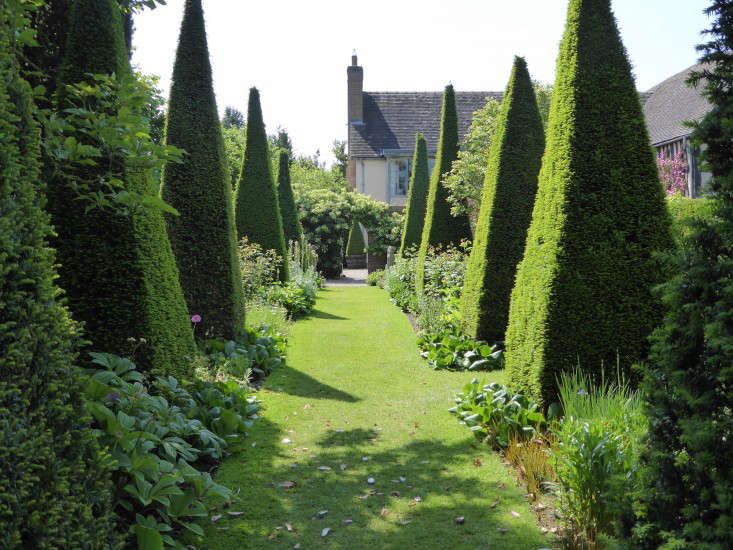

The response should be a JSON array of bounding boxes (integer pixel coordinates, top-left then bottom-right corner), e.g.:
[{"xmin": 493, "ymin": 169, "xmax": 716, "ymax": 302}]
[{"xmin": 389, "ymin": 157, "xmax": 410, "ymax": 196}]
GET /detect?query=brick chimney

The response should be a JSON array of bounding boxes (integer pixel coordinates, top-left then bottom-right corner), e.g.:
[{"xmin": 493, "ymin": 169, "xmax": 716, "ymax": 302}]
[{"xmin": 347, "ymin": 52, "xmax": 363, "ymax": 189}]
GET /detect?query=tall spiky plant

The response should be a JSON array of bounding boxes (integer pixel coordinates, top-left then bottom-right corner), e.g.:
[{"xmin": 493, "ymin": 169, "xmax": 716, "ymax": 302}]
[
  {"xmin": 161, "ymin": 0, "xmax": 245, "ymax": 339},
  {"xmin": 399, "ymin": 133, "xmax": 430, "ymax": 256},
  {"xmin": 48, "ymin": 0, "xmax": 195, "ymax": 375},
  {"xmin": 234, "ymin": 87, "xmax": 288, "ymax": 282},
  {"xmin": 461, "ymin": 57, "xmax": 545, "ymax": 344},
  {"xmin": 503, "ymin": 0, "xmax": 672, "ymax": 407},
  {"xmin": 416, "ymin": 84, "xmax": 472, "ymax": 291}
]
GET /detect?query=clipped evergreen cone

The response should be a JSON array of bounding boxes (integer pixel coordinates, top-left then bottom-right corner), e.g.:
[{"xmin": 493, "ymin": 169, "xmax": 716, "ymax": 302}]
[
  {"xmin": 161, "ymin": 0, "xmax": 245, "ymax": 339},
  {"xmin": 234, "ymin": 87, "xmax": 289, "ymax": 281},
  {"xmin": 504, "ymin": 0, "xmax": 672, "ymax": 406},
  {"xmin": 399, "ymin": 133, "xmax": 430, "ymax": 256},
  {"xmin": 0, "ymin": 11, "xmax": 119, "ymax": 545},
  {"xmin": 47, "ymin": 0, "xmax": 195, "ymax": 375},
  {"xmin": 345, "ymin": 221, "xmax": 366, "ymax": 268},
  {"xmin": 461, "ymin": 57, "xmax": 545, "ymax": 344},
  {"xmin": 416, "ymin": 84, "xmax": 472, "ymax": 291},
  {"xmin": 276, "ymin": 149, "xmax": 302, "ymax": 247}
]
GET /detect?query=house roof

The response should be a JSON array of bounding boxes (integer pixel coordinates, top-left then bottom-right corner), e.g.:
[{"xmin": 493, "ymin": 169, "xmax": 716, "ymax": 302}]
[
  {"xmin": 349, "ymin": 91, "xmax": 502, "ymax": 158},
  {"xmin": 642, "ymin": 63, "xmax": 711, "ymax": 146}
]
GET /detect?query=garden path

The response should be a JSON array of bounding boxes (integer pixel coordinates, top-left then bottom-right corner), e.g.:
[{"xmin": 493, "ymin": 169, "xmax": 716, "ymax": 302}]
[{"xmin": 205, "ymin": 286, "xmax": 549, "ymax": 549}]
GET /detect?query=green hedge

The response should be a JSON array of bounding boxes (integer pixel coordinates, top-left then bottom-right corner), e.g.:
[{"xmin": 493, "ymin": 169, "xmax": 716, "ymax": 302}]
[
  {"xmin": 461, "ymin": 57, "xmax": 545, "ymax": 344},
  {"xmin": 416, "ymin": 84, "xmax": 472, "ymax": 291},
  {"xmin": 0, "ymin": 13, "xmax": 119, "ymax": 545},
  {"xmin": 666, "ymin": 195, "xmax": 716, "ymax": 244},
  {"xmin": 48, "ymin": 0, "xmax": 195, "ymax": 375},
  {"xmin": 161, "ymin": 0, "xmax": 245, "ymax": 341},
  {"xmin": 276, "ymin": 150, "xmax": 302, "ymax": 246},
  {"xmin": 399, "ymin": 133, "xmax": 429, "ymax": 255},
  {"xmin": 234, "ymin": 87, "xmax": 288, "ymax": 282},
  {"xmin": 504, "ymin": 0, "xmax": 673, "ymax": 407},
  {"xmin": 346, "ymin": 220, "xmax": 366, "ymax": 255}
]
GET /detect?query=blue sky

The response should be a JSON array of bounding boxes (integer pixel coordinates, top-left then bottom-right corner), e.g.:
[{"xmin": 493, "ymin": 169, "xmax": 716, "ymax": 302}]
[{"xmin": 133, "ymin": 0, "xmax": 710, "ymax": 165}]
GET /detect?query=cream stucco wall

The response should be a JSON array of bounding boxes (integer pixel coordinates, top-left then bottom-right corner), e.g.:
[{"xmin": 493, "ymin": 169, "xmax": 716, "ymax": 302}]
[{"xmin": 357, "ymin": 158, "xmax": 388, "ymax": 203}]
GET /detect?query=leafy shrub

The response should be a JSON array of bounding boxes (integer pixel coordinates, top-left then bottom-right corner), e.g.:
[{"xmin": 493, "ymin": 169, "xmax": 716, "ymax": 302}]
[
  {"xmin": 239, "ymin": 237, "xmax": 283, "ymax": 301},
  {"xmin": 417, "ymin": 327, "xmax": 503, "ymax": 371},
  {"xmin": 550, "ymin": 369, "xmax": 646, "ymax": 547},
  {"xmin": 666, "ymin": 194, "xmax": 717, "ymax": 245},
  {"xmin": 421, "ymin": 244, "xmax": 468, "ymax": 300},
  {"xmin": 83, "ymin": 352, "xmax": 259, "ymax": 548},
  {"xmin": 198, "ymin": 324, "xmax": 285, "ymax": 380},
  {"xmin": 382, "ymin": 251, "xmax": 418, "ymax": 311},
  {"xmin": 261, "ymin": 281, "xmax": 317, "ymax": 318},
  {"xmin": 245, "ymin": 301, "xmax": 291, "ymax": 341},
  {"xmin": 366, "ymin": 269, "xmax": 384, "ymax": 286},
  {"xmin": 449, "ymin": 380, "xmax": 546, "ymax": 449}
]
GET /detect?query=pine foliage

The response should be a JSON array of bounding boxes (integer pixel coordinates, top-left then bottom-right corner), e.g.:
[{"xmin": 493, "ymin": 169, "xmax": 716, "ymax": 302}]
[
  {"xmin": 416, "ymin": 85, "xmax": 472, "ymax": 291},
  {"xmin": 461, "ymin": 57, "xmax": 545, "ymax": 344},
  {"xmin": 276, "ymin": 150, "xmax": 302, "ymax": 246},
  {"xmin": 503, "ymin": 0, "xmax": 673, "ymax": 406},
  {"xmin": 234, "ymin": 87, "xmax": 288, "ymax": 282},
  {"xmin": 0, "ymin": 8, "xmax": 119, "ymax": 546},
  {"xmin": 399, "ymin": 133, "xmax": 430, "ymax": 256},
  {"xmin": 48, "ymin": 0, "xmax": 195, "ymax": 375},
  {"xmin": 161, "ymin": 0, "xmax": 245, "ymax": 339},
  {"xmin": 633, "ymin": 2, "xmax": 733, "ymax": 547}
]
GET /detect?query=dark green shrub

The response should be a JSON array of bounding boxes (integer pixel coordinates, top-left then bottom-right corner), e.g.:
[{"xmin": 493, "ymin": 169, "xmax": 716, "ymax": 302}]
[
  {"xmin": 234, "ymin": 87, "xmax": 288, "ymax": 282},
  {"xmin": 0, "ymin": 8, "xmax": 119, "ymax": 545},
  {"xmin": 276, "ymin": 150, "xmax": 302, "ymax": 246},
  {"xmin": 161, "ymin": 0, "xmax": 245, "ymax": 341},
  {"xmin": 416, "ymin": 84, "xmax": 473, "ymax": 292},
  {"xmin": 346, "ymin": 220, "xmax": 366, "ymax": 255},
  {"xmin": 504, "ymin": 0, "xmax": 673, "ymax": 407},
  {"xmin": 296, "ymin": 187, "xmax": 351, "ymax": 277},
  {"xmin": 366, "ymin": 270, "xmax": 384, "ymax": 286},
  {"xmin": 399, "ymin": 133, "xmax": 430, "ymax": 255},
  {"xmin": 633, "ymin": 3, "xmax": 733, "ymax": 547},
  {"xmin": 461, "ymin": 57, "xmax": 545, "ymax": 344},
  {"xmin": 47, "ymin": 0, "xmax": 196, "ymax": 375}
]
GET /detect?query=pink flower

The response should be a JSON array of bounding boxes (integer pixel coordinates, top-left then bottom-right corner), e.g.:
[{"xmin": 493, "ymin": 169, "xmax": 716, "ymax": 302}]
[{"xmin": 191, "ymin": 314, "xmax": 202, "ymax": 324}]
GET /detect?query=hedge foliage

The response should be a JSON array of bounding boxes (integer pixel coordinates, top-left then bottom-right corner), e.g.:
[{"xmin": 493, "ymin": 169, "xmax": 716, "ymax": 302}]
[
  {"xmin": 504, "ymin": 0, "xmax": 672, "ymax": 407},
  {"xmin": 161, "ymin": 0, "xmax": 245, "ymax": 340},
  {"xmin": 666, "ymin": 195, "xmax": 716, "ymax": 244},
  {"xmin": 416, "ymin": 84, "xmax": 472, "ymax": 291},
  {"xmin": 633, "ymin": 2, "xmax": 733, "ymax": 547},
  {"xmin": 48, "ymin": 0, "xmax": 195, "ymax": 375},
  {"xmin": 0, "ymin": 9, "xmax": 119, "ymax": 546},
  {"xmin": 234, "ymin": 87, "xmax": 288, "ymax": 282},
  {"xmin": 461, "ymin": 57, "xmax": 545, "ymax": 344},
  {"xmin": 399, "ymin": 133, "xmax": 429, "ymax": 256},
  {"xmin": 276, "ymin": 149, "xmax": 302, "ymax": 246},
  {"xmin": 346, "ymin": 220, "xmax": 366, "ymax": 255}
]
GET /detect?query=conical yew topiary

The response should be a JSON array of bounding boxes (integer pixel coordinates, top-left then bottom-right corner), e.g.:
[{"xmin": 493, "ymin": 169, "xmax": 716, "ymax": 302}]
[
  {"xmin": 504, "ymin": 0, "xmax": 673, "ymax": 406},
  {"xmin": 346, "ymin": 221, "xmax": 366, "ymax": 255},
  {"xmin": 399, "ymin": 133, "xmax": 430, "ymax": 256},
  {"xmin": 461, "ymin": 57, "xmax": 545, "ymax": 344},
  {"xmin": 0, "ymin": 9, "xmax": 119, "ymax": 545},
  {"xmin": 235, "ymin": 87, "xmax": 288, "ymax": 282},
  {"xmin": 161, "ymin": 0, "xmax": 245, "ymax": 339},
  {"xmin": 47, "ymin": 0, "xmax": 195, "ymax": 375},
  {"xmin": 416, "ymin": 84, "xmax": 472, "ymax": 291},
  {"xmin": 276, "ymin": 149, "xmax": 302, "ymax": 247}
]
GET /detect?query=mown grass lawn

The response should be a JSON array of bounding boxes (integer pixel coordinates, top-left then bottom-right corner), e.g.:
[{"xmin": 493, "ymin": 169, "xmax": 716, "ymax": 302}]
[{"xmin": 205, "ymin": 286, "xmax": 551, "ymax": 549}]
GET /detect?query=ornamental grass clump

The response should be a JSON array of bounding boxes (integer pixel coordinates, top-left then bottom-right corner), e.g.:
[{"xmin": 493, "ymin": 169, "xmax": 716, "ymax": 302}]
[{"xmin": 504, "ymin": 0, "xmax": 672, "ymax": 407}]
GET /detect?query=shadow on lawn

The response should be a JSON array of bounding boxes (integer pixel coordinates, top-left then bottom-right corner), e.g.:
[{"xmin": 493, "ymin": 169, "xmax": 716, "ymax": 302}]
[
  {"xmin": 211, "ymin": 432, "xmax": 550, "ymax": 549},
  {"xmin": 317, "ymin": 427, "xmax": 379, "ymax": 447},
  {"xmin": 264, "ymin": 364, "xmax": 360, "ymax": 403},
  {"xmin": 309, "ymin": 308, "xmax": 348, "ymax": 321}
]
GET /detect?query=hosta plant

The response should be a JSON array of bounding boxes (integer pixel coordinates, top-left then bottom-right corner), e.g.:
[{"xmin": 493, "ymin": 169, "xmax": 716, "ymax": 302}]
[
  {"xmin": 417, "ymin": 328, "xmax": 503, "ymax": 371},
  {"xmin": 449, "ymin": 380, "xmax": 546, "ymax": 449}
]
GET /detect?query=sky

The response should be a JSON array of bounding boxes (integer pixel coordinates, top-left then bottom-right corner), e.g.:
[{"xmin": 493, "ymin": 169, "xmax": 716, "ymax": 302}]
[{"xmin": 132, "ymin": 0, "xmax": 711, "ymax": 165}]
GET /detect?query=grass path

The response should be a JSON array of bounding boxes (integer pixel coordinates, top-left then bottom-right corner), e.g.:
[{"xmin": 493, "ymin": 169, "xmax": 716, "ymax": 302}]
[{"xmin": 205, "ymin": 286, "xmax": 550, "ymax": 549}]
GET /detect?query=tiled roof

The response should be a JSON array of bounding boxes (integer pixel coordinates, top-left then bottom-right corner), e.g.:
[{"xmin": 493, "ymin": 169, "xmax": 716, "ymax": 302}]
[
  {"xmin": 642, "ymin": 63, "xmax": 712, "ymax": 146},
  {"xmin": 349, "ymin": 91, "xmax": 502, "ymax": 158}
]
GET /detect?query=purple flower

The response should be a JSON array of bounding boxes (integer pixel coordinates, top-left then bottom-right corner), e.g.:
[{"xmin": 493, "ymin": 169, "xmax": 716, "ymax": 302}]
[
  {"xmin": 105, "ymin": 392, "xmax": 121, "ymax": 403},
  {"xmin": 191, "ymin": 314, "xmax": 202, "ymax": 324},
  {"xmin": 578, "ymin": 389, "xmax": 586, "ymax": 396}
]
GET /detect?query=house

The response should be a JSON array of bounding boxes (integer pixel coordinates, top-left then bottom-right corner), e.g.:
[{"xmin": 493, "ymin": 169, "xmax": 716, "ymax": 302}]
[
  {"xmin": 346, "ymin": 55, "xmax": 713, "ymax": 207},
  {"xmin": 346, "ymin": 54, "xmax": 500, "ymax": 209},
  {"xmin": 642, "ymin": 63, "xmax": 712, "ymax": 197}
]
